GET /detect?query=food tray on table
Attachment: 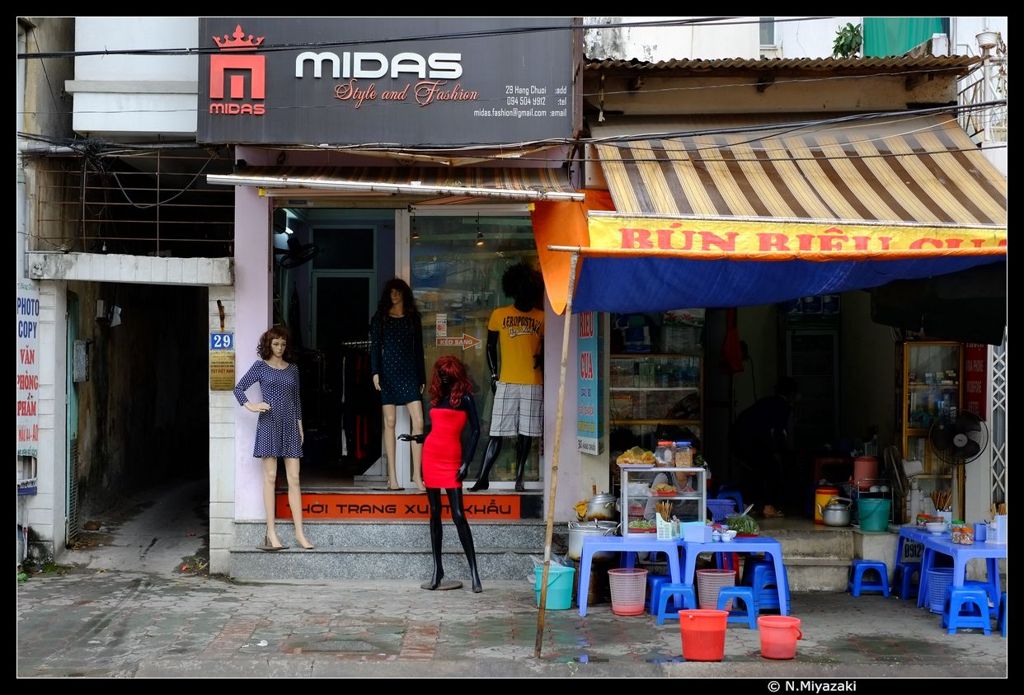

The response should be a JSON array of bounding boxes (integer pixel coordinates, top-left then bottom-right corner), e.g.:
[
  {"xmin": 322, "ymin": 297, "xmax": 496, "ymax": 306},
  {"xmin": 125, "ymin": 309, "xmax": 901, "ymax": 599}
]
[{"xmin": 627, "ymin": 520, "xmax": 657, "ymax": 533}]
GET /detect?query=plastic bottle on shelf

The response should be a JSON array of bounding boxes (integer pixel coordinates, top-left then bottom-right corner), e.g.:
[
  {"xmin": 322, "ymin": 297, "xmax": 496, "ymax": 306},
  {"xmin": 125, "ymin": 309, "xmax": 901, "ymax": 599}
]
[
  {"xmin": 654, "ymin": 441, "xmax": 674, "ymax": 467},
  {"xmin": 673, "ymin": 441, "xmax": 692, "ymax": 467}
]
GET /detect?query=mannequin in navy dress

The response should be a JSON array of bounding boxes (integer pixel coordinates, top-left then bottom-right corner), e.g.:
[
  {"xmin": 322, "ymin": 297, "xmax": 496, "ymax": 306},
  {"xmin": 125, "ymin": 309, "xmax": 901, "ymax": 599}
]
[
  {"xmin": 234, "ymin": 326, "xmax": 314, "ymax": 551},
  {"xmin": 370, "ymin": 278, "xmax": 426, "ymax": 490}
]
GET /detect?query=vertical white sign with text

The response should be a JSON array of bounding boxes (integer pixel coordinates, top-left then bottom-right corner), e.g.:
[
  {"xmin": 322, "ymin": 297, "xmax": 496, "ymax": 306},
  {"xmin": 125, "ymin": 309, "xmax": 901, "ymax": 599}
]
[{"xmin": 16, "ymin": 283, "xmax": 40, "ymax": 456}]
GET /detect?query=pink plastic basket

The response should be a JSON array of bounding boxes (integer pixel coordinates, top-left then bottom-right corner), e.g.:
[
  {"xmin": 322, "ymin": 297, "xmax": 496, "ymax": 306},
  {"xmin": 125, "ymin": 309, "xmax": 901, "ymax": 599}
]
[
  {"xmin": 608, "ymin": 568, "xmax": 648, "ymax": 616},
  {"xmin": 697, "ymin": 568, "xmax": 736, "ymax": 609}
]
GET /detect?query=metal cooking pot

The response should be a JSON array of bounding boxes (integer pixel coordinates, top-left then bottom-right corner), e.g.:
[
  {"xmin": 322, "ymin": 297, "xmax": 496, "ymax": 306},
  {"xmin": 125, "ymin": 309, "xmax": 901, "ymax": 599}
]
[
  {"xmin": 567, "ymin": 520, "xmax": 620, "ymax": 560},
  {"xmin": 584, "ymin": 493, "xmax": 619, "ymax": 521},
  {"xmin": 818, "ymin": 497, "xmax": 852, "ymax": 527}
]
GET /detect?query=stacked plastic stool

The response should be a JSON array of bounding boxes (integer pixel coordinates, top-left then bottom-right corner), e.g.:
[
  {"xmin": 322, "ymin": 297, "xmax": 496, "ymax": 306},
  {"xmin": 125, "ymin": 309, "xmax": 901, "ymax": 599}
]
[
  {"xmin": 647, "ymin": 574, "xmax": 675, "ymax": 616},
  {"xmin": 743, "ymin": 559, "xmax": 788, "ymax": 611},
  {"xmin": 654, "ymin": 583, "xmax": 697, "ymax": 625},
  {"xmin": 716, "ymin": 486, "xmax": 744, "ymax": 513},
  {"xmin": 893, "ymin": 561, "xmax": 921, "ymax": 600},
  {"xmin": 716, "ymin": 585, "xmax": 758, "ymax": 629},
  {"xmin": 848, "ymin": 559, "xmax": 890, "ymax": 597},
  {"xmin": 941, "ymin": 585, "xmax": 991, "ymax": 635}
]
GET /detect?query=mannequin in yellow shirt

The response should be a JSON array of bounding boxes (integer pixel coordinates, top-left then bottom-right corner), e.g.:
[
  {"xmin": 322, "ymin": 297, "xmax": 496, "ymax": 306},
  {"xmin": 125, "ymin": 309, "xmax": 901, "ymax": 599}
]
[{"xmin": 470, "ymin": 262, "xmax": 544, "ymax": 492}]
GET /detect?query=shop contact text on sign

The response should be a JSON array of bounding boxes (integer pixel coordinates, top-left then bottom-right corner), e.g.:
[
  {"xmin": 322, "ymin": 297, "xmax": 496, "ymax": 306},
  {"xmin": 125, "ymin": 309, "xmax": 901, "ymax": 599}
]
[{"xmin": 17, "ymin": 283, "xmax": 40, "ymax": 456}]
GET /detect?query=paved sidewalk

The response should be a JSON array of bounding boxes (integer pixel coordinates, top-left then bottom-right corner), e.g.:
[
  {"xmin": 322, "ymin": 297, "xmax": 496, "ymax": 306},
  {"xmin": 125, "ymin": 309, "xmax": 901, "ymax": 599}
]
[{"xmin": 17, "ymin": 567, "xmax": 1007, "ymax": 678}]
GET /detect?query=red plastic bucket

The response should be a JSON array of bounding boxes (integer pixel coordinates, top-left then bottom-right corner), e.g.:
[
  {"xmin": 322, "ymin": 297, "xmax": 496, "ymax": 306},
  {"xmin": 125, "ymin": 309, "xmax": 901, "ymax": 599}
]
[
  {"xmin": 758, "ymin": 616, "xmax": 803, "ymax": 659},
  {"xmin": 678, "ymin": 609, "xmax": 729, "ymax": 661}
]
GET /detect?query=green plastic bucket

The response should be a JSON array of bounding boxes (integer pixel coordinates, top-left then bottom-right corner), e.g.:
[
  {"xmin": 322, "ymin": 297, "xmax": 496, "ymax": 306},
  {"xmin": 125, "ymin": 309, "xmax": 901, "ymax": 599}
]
[
  {"xmin": 535, "ymin": 564, "xmax": 576, "ymax": 610},
  {"xmin": 858, "ymin": 499, "xmax": 891, "ymax": 532}
]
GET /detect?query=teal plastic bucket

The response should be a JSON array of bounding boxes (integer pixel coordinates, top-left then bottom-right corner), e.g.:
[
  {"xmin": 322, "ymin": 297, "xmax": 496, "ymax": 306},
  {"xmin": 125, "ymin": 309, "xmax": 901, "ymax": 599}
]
[
  {"xmin": 535, "ymin": 564, "xmax": 576, "ymax": 610},
  {"xmin": 858, "ymin": 499, "xmax": 891, "ymax": 532}
]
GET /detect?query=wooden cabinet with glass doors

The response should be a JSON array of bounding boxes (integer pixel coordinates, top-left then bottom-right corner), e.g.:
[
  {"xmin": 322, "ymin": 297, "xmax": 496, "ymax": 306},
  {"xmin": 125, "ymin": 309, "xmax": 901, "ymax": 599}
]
[{"xmin": 899, "ymin": 340, "xmax": 962, "ymax": 499}]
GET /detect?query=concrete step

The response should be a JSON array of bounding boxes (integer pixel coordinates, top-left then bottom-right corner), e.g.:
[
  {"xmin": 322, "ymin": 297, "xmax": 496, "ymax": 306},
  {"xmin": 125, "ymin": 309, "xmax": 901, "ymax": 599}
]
[
  {"xmin": 230, "ymin": 545, "xmax": 541, "ymax": 581},
  {"xmin": 783, "ymin": 556, "xmax": 855, "ymax": 592},
  {"xmin": 768, "ymin": 527, "xmax": 856, "ymax": 559},
  {"xmin": 233, "ymin": 519, "xmax": 558, "ymax": 551},
  {"xmin": 230, "ymin": 519, "xmax": 566, "ymax": 580}
]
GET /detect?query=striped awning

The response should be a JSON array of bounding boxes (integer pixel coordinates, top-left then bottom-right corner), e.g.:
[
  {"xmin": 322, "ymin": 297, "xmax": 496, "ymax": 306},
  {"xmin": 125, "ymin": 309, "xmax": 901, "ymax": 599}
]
[
  {"xmin": 208, "ymin": 166, "xmax": 582, "ymax": 202},
  {"xmin": 589, "ymin": 114, "xmax": 1006, "ymax": 260},
  {"xmin": 547, "ymin": 114, "xmax": 1006, "ymax": 313}
]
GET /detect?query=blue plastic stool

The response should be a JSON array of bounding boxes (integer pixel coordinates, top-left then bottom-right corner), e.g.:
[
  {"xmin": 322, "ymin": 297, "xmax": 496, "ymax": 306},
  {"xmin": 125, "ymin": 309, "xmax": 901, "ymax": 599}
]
[
  {"xmin": 848, "ymin": 559, "xmax": 890, "ymax": 597},
  {"xmin": 716, "ymin": 585, "xmax": 759, "ymax": 629},
  {"xmin": 647, "ymin": 574, "xmax": 674, "ymax": 616},
  {"xmin": 654, "ymin": 583, "xmax": 697, "ymax": 625},
  {"xmin": 942, "ymin": 586, "xmax": 991, "ymax": 635},
  {"xmin": 744, "ymin": 561, "xmax": 787, "ymax": 611},
  {"xmin": 998, "ymin": 592, "xmax": 1007, "ymax": 637},
  {"xmin": 893, "ymin": 561, "xmax": 921, "ymax": 600},
  {"xmin": 963, "ymin": 580, "xmax": 999, "ymax": 618}
]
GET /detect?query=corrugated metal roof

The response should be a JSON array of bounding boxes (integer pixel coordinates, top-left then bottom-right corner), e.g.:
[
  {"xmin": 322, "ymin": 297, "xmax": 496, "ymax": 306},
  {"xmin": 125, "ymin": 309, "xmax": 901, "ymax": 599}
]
[{"xmin": 584, "ymin": 55, "xmax": 980, "ymax": 74}]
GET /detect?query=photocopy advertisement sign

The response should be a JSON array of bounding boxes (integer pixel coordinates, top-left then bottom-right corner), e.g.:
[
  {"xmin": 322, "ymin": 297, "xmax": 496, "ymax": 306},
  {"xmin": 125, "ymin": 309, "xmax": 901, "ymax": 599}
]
[
  {"xmin": 577, "ymin": 311, "xmax": 602, "ymax": 454},
  {"xmin": 197, "ymin": 17, "xmax": 579, "ymax": 145},
  {"xmin": 17, "ymin": 283, "xmax": 40, "ymax": 456}
]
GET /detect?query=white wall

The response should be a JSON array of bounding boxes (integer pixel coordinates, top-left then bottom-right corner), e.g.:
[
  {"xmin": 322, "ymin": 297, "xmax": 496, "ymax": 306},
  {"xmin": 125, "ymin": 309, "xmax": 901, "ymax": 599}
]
[
  {"xmin": 231, "ymin": 185, "xmax": 272, "ymax": 521},
  {"xmin": 585, "ymin": 17, "xmax": 758, "ymax": 61},
  {"xmin": 775, "ymin": 16, "xmax": 862, "ymax": 58},
  {"xmin": 71, "ymin": 17, "xmax": 197, "ymax": 136},
  {"xmin": 28, "ymin": 282, "xmax": 67, "ymax": 558}
]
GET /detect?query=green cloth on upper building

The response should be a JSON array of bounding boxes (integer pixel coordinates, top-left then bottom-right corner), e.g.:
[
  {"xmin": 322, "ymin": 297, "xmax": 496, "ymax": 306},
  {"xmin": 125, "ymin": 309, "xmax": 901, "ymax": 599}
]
[{"xmin": 863, "ymin": 17, "xmax": 946, "ymax": 57}]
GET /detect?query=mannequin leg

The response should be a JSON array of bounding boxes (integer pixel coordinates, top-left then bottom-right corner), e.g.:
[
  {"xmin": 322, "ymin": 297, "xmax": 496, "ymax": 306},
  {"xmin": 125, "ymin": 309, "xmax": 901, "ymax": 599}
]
[
  {"xmin": 284, "ymin": 457, "xmax": 313, "ymax": 549},
  {"xmin": 407, "ymin": 400, "xmax": 426, "ymax": 491},
  {"xmin": 382, "ymin": 404, "xmax": 400, "ymax": 489},
  {"xmin": 468, "ymin": 437, "xmax": 503, "ymax": 491},
  {"xmin": 447, "ymin": 488, "xmax": 482, "ymax": 592},
  {"xmin": 261, "ymin": 457, "xmax": 283, "ymax": 548},
  {"xmin": 425, "ymin": 488, "xmax": 444, "ymax": 589},
  {"xmin": 513, "ymin": 435, "xmax": 533, "ymax": 492}
]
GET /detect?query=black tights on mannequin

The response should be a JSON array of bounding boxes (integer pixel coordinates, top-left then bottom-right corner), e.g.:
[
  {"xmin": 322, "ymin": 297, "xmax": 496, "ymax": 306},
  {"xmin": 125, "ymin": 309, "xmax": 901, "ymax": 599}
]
[
  {"xmin": 469, "ymin": 434, "xmax": 532, "ymax": 492},
  {"xmin": 426, "ymin": 487, "xmax": 482, "ymax": 592}
]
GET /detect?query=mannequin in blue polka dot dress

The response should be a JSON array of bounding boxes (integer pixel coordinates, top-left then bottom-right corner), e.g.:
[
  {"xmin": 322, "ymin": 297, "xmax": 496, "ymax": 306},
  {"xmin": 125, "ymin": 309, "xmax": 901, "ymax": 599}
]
[
  {"xmin": 234, "ymin": 326, "xmax": 314, "ymax": 551},
  {"xmin": 370, "ymin": 278, "xmax": 426, "ymax": 491}
]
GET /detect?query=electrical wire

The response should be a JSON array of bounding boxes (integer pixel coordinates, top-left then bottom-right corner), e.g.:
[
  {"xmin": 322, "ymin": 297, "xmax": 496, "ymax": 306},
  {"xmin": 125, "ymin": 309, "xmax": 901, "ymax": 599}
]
[{"xmin": 17, "ymin": 17, "xmax": 839, "ymax": 59}]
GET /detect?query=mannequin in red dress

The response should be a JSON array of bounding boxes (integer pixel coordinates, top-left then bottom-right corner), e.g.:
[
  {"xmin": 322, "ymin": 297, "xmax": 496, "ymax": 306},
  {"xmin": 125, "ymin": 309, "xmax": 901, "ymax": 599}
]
[{"xmin": 408, "ymin": 356, "xmax": 482, "ymax": 592}]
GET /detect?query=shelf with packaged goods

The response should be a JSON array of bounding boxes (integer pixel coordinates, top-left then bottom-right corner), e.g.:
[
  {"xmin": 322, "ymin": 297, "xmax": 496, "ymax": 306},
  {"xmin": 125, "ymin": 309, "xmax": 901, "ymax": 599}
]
[
  {"xmin": 609, "ymin": 352, "xmax": 701, "ymax": 423},
  {"xmin": 899, "ymin": 340, "xmax": 963, "ymax": 488},
  {"xmin": 620, "ymin": 465, "xmax": 705, "ymax": 538}
]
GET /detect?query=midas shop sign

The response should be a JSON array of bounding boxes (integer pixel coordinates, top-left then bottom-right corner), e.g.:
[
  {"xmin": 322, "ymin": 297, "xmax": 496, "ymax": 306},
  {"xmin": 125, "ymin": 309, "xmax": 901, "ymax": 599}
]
[
  {"xmin": 297, "ymin": 51, "xmax": 474, "ymax": 108},
  {"xmin": 197, "ymin": 17, "xmax": 577, "ymax": 145},
  {"xmin": 588, "ymin": 215, "xmax": 1007, "ymax": 260}
]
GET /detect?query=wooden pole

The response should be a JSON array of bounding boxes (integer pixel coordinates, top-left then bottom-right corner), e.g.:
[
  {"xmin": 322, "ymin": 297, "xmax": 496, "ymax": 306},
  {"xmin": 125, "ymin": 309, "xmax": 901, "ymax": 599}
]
[{"xmin": 534, "ymin": 251, "xmax": 579, "ymax": 659}]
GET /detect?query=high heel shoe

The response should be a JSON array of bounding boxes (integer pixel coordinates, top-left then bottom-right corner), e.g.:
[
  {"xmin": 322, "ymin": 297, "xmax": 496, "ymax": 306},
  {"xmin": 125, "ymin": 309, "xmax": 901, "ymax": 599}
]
[{"xmin": 257, "ymin": 535, "xmax": 286, "ymax": 551}]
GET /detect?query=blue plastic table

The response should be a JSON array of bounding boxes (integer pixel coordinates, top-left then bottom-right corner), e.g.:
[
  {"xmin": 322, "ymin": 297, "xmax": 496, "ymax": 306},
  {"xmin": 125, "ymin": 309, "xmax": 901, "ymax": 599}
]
[
  {"xmin": 895, "ymin": 525, "xmax": 932, "ymax": 567},
  {"xmin": 577, "ymin": 535, "xmax": 682, "ymax": 617},
  {"xmin": 680, "ymin": 536, "xmax": 790, "ymax": 615},
  {"xmin": 917, "ymin": 534, "xmax": 1006, "ymax": 610}
]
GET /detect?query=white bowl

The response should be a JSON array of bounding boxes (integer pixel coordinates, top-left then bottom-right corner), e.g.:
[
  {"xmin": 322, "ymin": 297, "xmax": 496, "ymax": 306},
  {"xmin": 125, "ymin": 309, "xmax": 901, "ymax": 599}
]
[{"xmin": 925, "ymin": 522, "xmax": 946, "ymax": 535}]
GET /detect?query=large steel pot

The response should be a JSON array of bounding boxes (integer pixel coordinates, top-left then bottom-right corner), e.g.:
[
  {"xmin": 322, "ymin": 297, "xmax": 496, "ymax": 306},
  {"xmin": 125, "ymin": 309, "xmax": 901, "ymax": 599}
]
[
  {"xmin": 818, "ymin": 497, "xmax": 852, "ymax": 527},
  {"xmin": 584, "ymin": 493, "xmax": 619, "ymax": 521},
  {"xmin": 567, "ymin": 520, "xmax": 619, "ymax": 561}
]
